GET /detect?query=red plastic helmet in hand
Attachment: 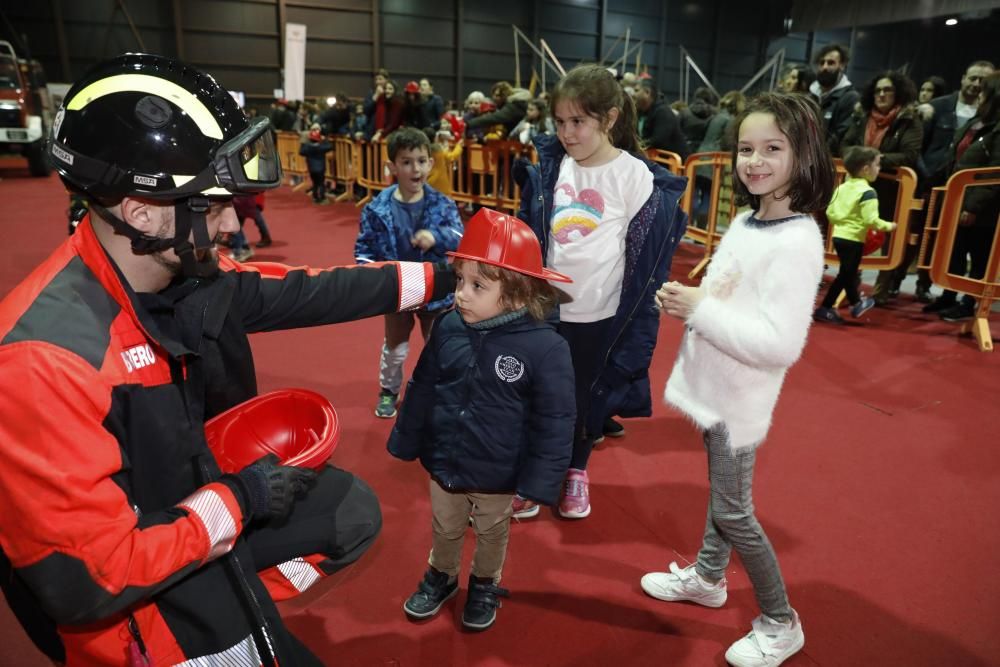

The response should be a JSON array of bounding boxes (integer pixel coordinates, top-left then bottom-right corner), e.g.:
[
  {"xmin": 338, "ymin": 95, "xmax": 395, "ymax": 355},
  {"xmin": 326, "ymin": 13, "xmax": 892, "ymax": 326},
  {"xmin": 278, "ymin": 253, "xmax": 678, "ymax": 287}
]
[
  {"xmin": 444, "ymin": 114, "xmax": 466, "ymax": 138},
  {"xmin": 863, "ymin": 229, "xmax": 886, "ymax": 256},
  {"xmin": 448, "ymin": 208, "xmax": 572, "ymax": 282},
  {"xmin": 204, "ymin": 389, "xmax": 339, "ymax": 473},
  {"xmin": 308, "ymin": 129, "xmax": 322, "ymax": 142}
]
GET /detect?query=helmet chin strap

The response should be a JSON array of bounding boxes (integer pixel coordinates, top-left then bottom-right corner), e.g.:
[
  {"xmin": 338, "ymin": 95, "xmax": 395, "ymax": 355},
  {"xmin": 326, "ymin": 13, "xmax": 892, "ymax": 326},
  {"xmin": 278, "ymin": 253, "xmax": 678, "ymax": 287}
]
[
  {"xmin": 91, "ymin": 196, "xmax": 219, "ymax": 279},
  {"xmin": 171, "ymin": 197, "xmax": 219, "ymax": 278}
]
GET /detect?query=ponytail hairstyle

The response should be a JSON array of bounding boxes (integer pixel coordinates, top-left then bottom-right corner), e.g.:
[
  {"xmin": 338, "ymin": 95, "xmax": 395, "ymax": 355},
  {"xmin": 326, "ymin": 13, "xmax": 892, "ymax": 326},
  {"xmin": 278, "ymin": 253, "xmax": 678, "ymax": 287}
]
[
  {"xmin": 731, "ymin": 92, "xmax": 835, "ymax": 215},
  {"xmin": 550, "ymin": 64, "xmax": 642, "ymax": 154}
]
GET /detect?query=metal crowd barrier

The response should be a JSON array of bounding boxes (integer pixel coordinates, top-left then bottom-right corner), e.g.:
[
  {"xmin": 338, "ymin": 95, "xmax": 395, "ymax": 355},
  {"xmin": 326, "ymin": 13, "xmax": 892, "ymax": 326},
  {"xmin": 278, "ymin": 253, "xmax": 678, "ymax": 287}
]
[
  {"xmin": 275, "ymin": 131, "xmax": 309, "ymax": 191},
  {"xmin": 677, "ymin": 151, "xmax": 732, "ymax": 279},
  {"xmin": 330, "ymin": 136, "xmax": 358, "ymax": 202},
  {"xmin": 646, "ymin": 148, "xmax": 684, "ymax": 175},
  {"xmin": 920, "ymin": 167, "xmax": 1000, "ymax": 352}
]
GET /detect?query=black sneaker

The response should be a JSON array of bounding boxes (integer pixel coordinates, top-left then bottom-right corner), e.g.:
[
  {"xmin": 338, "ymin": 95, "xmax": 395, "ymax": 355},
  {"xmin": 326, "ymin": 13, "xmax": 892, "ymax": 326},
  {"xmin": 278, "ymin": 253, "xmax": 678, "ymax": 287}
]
[
  {"xmin": 374, "ymin": 389, "xmax": 398, "ymax": 418},
  {"xmin": 403, "ymin": 568, "xmax": 458, "ymax": 619},
  {"xmin": 813, "ymin": 306, "xmax": 845, "ymax": 324},
  {"xmin": 603, "ymin": 417, "xmax": 626, "ymax": 438},
  {"xmin": 255, "ymin": 237, "xmax": 273, "ymax": 248},
  {"xmin": 940, "ymin": 302, "xmax": 975, "ymax": 322},
  {"xmin": 594, "ymin": 417, "xmax": 626, "ymax": 445},
  {"xmin": 915, "ymin": 286, "xmax": 933, "ymax": 304},
  {"xmin": 462, "ymin": 575, "xmax": 509, "ymax": 631},
  {"xmin": 922, "ymin": 298, "xmax": 955, "ymax": 314}
]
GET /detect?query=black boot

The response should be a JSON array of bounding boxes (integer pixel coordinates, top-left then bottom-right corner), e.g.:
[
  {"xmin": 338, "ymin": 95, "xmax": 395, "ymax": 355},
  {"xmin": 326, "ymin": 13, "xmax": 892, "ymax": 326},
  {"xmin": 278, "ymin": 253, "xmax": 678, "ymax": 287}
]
[
  {"xmin": 255, "ymin": 235, "xmax": 272, "ymax": 248},
  {"xmin": 462, "ymin": 575, "xmax": 509, "ymax": 631},
  {"xmin": 403, "ymin": 567, "xmax": 458, "ymax": 619}
]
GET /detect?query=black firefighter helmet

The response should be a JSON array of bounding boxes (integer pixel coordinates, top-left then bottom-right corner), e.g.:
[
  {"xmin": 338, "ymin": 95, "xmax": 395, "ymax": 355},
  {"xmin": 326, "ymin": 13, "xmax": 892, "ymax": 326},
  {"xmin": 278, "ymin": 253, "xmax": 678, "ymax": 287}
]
[{"xmin": 49, "ymin": 53, "xmax": 282, "ymax": 275}]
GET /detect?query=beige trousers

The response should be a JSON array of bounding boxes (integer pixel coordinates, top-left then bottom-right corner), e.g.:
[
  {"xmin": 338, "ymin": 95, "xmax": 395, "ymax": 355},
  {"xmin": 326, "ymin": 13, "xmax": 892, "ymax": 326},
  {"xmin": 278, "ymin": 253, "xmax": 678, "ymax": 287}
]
[{"xmin": 428, "ymin": 479, "xmax": 513, "ymax": 582}]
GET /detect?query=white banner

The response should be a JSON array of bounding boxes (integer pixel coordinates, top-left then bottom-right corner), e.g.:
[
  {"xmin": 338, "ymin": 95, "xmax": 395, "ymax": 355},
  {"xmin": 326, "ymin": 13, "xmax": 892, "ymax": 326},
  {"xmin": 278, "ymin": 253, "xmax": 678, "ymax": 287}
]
[{"xmin": 283, "ymin": 22, "xmax": 307, "ymax": 102}]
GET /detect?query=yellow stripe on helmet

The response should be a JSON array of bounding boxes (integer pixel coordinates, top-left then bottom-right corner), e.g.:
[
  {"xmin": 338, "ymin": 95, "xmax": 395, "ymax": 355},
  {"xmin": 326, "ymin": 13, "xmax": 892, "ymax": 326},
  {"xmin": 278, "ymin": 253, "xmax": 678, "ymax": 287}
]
[
  {"xmin": 172, "ymin": 174, "xmax": 233, "ymax": 196},
  {"xmin": 66, "ymin": 74, "xmax": 223, "ymax": 140}
]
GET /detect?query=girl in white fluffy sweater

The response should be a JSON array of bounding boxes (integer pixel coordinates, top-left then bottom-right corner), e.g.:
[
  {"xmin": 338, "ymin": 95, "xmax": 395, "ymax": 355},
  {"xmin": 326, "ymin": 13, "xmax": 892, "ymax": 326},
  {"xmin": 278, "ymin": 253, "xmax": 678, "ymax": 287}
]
[{"xmin": 642, "ymin": 93, "xmax": 835, "ymax": 667}]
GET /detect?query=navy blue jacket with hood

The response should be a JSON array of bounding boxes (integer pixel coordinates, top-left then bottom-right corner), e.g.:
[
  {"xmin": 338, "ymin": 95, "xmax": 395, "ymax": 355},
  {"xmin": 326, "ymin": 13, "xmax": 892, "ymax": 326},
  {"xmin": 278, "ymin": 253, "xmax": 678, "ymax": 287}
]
[
  {"xmin": 513, "ymin": 134, "xmax": 688, "ymax": 439},
  {"xmin": 387, "ymin": 309, "xmax": 575, "ymax": 506}
]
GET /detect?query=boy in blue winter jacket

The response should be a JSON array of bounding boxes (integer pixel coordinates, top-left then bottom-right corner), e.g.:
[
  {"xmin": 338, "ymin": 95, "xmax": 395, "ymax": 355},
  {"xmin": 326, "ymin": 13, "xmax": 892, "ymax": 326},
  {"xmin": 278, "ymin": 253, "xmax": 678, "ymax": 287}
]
[
  {"xmin": 388, "ymin": 208, "xmax": 575, "ymax": 631},
  {"xmin": 355, "ymin": 127, "xmax": 464, "ymax": 417}
]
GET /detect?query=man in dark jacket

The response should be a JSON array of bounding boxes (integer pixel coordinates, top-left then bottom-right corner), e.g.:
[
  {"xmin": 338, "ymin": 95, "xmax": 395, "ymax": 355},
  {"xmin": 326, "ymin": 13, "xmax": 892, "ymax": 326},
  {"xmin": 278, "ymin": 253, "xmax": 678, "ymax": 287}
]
[
  {"xmin": 635, "ymin": 80, "xmax": 689, "ymax": 159},
  {"xmin": 0, "ymin": 53, "xmax": 454, "ymax": 666},
  {"xmin": 919, "ymin": 60, "xmax": 995, "ymax": 182},
  {"xmin": 909, "ymin": 60, "xmax": 995, "ymax": 303},
  {"xmin": 809, "ymin": 44, "xmax": 860, "ymax": 155}
]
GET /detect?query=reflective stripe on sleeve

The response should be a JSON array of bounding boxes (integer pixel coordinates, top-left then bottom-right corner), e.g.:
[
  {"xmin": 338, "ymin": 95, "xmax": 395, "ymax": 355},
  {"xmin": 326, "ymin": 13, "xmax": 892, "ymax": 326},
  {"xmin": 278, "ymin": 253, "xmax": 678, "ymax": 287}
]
[
  {"xmin": 178, "ymin": 488, "xmax": 239, "ymax": 561},
  {"xmin": 397, "ymin": 261, "xmax": 430, "ymax": 311}
]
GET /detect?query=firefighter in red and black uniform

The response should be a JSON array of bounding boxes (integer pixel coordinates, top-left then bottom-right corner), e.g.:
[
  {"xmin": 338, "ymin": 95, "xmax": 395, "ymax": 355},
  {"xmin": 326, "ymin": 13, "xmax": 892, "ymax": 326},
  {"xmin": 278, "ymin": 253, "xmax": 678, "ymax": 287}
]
[{"xmin": 0, "ymin": 53, "xmax": 454, "ymax": 666}]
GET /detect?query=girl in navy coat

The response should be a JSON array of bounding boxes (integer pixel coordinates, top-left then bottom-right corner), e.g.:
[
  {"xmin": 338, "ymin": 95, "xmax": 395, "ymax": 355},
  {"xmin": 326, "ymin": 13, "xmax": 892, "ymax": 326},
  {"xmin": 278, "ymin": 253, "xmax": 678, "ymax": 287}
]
[
  {"xmin": 388, "ymin": 208, "xmax": 575, "ymax": 631},
  {"xmin": 514, "ymin": 64, "xmax": 688, "ymax": 519}
]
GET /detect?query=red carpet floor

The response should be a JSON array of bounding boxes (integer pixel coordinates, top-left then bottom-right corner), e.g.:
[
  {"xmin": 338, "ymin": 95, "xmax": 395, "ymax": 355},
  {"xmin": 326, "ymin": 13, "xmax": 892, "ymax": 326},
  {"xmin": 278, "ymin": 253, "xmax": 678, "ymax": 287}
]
[{"xmin": 1, "ymin": 162, "xmax": 999, "ymax": 666}]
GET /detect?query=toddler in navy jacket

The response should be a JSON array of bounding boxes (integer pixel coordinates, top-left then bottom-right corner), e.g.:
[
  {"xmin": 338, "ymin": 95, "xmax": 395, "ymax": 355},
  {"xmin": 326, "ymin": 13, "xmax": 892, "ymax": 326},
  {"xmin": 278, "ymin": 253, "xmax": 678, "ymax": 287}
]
[{"xmin": 387, "ymin": 208, "xmax": 575, "ymax": 631}]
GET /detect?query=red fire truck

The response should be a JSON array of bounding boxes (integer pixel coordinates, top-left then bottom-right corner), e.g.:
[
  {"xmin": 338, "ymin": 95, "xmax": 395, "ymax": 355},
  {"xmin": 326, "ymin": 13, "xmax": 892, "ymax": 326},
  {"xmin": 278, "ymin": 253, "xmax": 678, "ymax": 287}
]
[{"xmin": 0, "ymin": 40, "xmax": 53, "ymax": 176}]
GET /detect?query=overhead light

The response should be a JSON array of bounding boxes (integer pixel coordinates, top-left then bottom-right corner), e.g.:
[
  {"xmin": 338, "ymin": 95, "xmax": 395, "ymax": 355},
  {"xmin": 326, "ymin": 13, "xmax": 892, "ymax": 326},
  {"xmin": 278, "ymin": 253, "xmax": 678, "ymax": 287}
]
[
  {"xmin": 945, "ymin": 18, "xmax": 958, "ymax": 25},
  {"xmin": 326, "ymin": 96, "xmax": 337, "ymax": 106}
]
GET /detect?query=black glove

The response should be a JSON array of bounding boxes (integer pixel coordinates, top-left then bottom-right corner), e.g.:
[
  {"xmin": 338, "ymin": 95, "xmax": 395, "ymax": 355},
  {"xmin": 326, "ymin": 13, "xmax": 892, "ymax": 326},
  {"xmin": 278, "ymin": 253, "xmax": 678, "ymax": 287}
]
[{"xmin": 232, "ymin": 454, "xmax": 317, "ymax": 521}]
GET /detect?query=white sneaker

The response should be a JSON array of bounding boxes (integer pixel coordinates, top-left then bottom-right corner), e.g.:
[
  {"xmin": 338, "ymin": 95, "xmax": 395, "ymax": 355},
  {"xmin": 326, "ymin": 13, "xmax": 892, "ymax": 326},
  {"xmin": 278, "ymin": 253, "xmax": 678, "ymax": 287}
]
[
  {"xmin": 640, "ymin": 562, "xmax": 727, "ymax": 607},
  {"xmin": 725, "ymin": 610, "xmax": 804, "ymax": 667}
]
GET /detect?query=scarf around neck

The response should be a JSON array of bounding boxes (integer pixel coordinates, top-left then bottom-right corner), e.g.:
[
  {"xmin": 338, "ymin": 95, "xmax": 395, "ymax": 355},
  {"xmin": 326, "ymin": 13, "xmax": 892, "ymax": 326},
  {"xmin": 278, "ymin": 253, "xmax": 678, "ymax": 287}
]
[{"xmin": 865, "ymin": 106, "xmax": 900, "ymax": 149}]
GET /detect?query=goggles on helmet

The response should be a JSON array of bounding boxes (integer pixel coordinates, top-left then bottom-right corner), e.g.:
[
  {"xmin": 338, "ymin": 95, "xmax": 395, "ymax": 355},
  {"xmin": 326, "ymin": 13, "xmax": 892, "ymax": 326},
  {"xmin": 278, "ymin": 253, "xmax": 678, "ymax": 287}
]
[{"xmin": 197, "ymin": 116, "xmax": 283, "ymax": 196}]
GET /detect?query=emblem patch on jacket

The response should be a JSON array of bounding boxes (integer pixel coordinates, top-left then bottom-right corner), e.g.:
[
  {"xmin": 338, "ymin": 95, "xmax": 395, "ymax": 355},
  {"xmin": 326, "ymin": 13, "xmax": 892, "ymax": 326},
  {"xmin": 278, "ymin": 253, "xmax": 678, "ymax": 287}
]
[{"xmin": 494, "ymin": 354, "xmax": 525, "ymax": 382}]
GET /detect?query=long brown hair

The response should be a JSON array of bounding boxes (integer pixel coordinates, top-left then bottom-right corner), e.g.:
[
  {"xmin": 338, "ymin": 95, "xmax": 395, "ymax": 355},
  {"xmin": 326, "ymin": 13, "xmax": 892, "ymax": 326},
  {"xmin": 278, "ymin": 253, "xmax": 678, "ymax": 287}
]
[
  {"xmin": 730, "ymin": 92, "xmax": 835, "ymax": 215},
  {"xmin": 550, "ymin": 64, "xmax": 642, "ymax": 154}
]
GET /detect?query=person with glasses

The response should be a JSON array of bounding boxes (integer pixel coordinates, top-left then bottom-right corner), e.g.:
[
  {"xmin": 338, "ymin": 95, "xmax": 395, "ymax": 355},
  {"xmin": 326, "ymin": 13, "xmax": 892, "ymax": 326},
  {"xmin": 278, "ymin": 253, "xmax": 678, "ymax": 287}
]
[{"xmin": 840, "ymin": 70, "xmax": 924, "ymax": 305}]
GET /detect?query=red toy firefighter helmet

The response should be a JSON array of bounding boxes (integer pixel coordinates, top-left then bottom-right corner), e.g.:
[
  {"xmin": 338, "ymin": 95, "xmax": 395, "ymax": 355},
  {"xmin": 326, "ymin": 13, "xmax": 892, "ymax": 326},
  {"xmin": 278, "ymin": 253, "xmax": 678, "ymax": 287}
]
[
  {"xmin": 308, "ymin": 128, "xmax": 322, "ymax": 142},
  {"xmin": 404, "ymin": 80, "xmax": 420, "ymax": 94},
  {"xmin": 204, "ymin": 389, "xmax": 339, "ymax": 473},
  {"xmin": 448, "ymin": 208, "xmax": 572, "ymax": 282}
]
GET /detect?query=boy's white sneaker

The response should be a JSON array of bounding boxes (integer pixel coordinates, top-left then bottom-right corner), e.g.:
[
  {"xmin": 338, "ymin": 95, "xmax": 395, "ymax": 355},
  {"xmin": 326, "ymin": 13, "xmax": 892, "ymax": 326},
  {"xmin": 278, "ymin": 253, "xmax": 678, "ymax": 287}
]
[
  {"xmin": 725, "ymin": 610, "xmax": 804, "ymax": 667},
  {"xmin": 640, "ymin": 562, "xmax": 727, "ymax": 607}
]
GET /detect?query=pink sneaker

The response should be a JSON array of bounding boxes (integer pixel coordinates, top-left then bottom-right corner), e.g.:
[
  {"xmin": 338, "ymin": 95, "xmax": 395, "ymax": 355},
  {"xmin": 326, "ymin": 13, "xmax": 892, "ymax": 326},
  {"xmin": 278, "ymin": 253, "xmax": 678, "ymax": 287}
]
[
  {"xmin": 511, "ymin": 496, "xmax": 539, "ymax": 519},
  {"xmin": 558, "ymin": 468, "xmax": 590, "ymax": 518}
]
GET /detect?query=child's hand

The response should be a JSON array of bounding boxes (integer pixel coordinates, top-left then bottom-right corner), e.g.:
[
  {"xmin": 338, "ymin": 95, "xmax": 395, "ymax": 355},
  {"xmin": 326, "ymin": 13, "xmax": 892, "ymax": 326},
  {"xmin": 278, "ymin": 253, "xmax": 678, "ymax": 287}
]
[
  {"xmin": 656, "ymin": 281, "xmax": 705, "ymax": 320},
  {"xmin": 412, "ymin": 230, "xmax": 436, "ymax": 251},
  {"xmin": 888, "ymin": 222, "xmax": 898, "ymax": 231}
]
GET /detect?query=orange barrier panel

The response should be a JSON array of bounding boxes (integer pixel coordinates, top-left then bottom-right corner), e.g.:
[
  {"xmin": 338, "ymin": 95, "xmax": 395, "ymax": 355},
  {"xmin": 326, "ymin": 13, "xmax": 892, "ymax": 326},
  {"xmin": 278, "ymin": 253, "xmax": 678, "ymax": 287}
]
[
  {"xmin": 822, "ymin": 162, "xmax": 921, "ymax": 273},
  {"xmin": 331, "ymin": 136, "xmax": 358, "ymax": 202},
  {"xmin": 679, "ymin": 151, "xmax": 732, "ymax": 279},
  {"xmin": 451, "ymin": 140, "xmax": 535, "ymax": 214},
  {"xmin": 646, "ymin": 148, "xmax": 684, "ymax": 175},
  {"xmin": 922, "ymin": 167, "xmax": 1000, "ymax": 352},
  {"xmin": 355, "ymin": 139, "xmax": 391, "ymax": 208},
  {"xmin": 276, "ymin": 131, "xmax": 308, "ymax": 190}
]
